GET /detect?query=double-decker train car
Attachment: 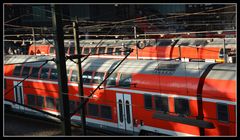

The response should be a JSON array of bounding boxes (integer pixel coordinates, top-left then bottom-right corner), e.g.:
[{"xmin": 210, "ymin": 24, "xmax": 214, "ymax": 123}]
[
  {"xmin": 4, "ymin": 55, "xmax": 236, "ymax": 136},
  {"xmin": 27, "ymin": 38, "xmax": 236, "ymax": 63}
]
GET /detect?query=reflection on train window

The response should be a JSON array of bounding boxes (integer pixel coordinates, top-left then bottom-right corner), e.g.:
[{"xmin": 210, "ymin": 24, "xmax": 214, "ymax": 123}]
[
  {"xmin": 115, "ymin": 48, "xmax": 121, "ymax": 55},
  {"xmin": 119, "ymin": 74, "xmax": 132, "ymax": 88},
  {"xmin": 82, "ymin": 71, "xmax": 93, "ymax": 84},
  {"xmin": 88, "ymin": 103, "xmax": 99, "ymax": 117},
  {"xmin": 83, "ymin": 48, "xmax": 89, "ymax": 54},
  {"xmin": 50, "ymin": 69, "xmax": 58, "ymax": 80},
  {"xmin": 70, "ymin": 70, "xmax": 78, "ymax": 82},
  {"xmin": 90, "ymin": 48, "xmax": 96, "ymax": 55},
  {"xmin": 98, "ymin": 47, "xmax": 105, "ymax": 54},
  {"xmin": 46, "ymin": 96, "xmax": 55, "ymax": 109},
  {"xmin": 155, "ymin": 96, "xmax": 169, "ymax": 113},
  {"xmin": 22, "ymin": 66, "xmax": 30, "ymax": 77},
  {"xmin": 13, "ymin": 66, "xmax": 22, "ymax": 76},
  {"xmin": 30, "ymin": 67, "xmax": 40, "ymax": 78},
  {"xmin": 100, "ymin": 105, "xmax": 112, "ymax": 120},
  {"xmin": 174, "ymin": 98, "xmax": 190, "ymax": 116},
  {"xmin": 107, "ymin": 48, "xmax": 114, "ymax": 55},
  {"xmin": 69, "ymin": 100, "xmax": 76, "ymax": 113},
  {"xmin": 69, "ymin": 47, "xmax": 75, "ymax": 55},
  {"xmin": 106, "ymin": 73, "xmax": 117, "ymax": 86},
  {"xmin": 40, "ymin": 68, "xmax": 50, "ymax": 79},
  {"xmin": 92, "ymin": 72, "xmax": 104, "ymax": 84},
  {"xmin": 36, "ymin": 96, "xmax": 44, "ymax": 108},
  {"xmin": 27, "ymin": 94, "xmax": 36, "ymax": 106},
  {"xmin": 217, "ymin": 103, "xmax": 229, "ymax": 122},
  {"xmin": 144, "ymin": 94, "xmax": 152, "ymax": 110}
]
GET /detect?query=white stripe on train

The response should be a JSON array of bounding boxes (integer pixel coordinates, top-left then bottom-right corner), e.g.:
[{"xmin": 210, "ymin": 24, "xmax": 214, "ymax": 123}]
[{"xmin": 4, "ymin": 76, "xmax": 236, "ymax": 105}]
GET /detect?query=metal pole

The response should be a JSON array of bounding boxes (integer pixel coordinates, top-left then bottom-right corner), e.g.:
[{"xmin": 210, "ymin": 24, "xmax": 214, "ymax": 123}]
[
  {"xmin": 73, "ymin": 19, "xmax": 87, "ymax": 135},
  {"xmin": 51, "ymin": 5, "xmax": 71, "ymax": 135},
  {"xmin": 32, "ymin": 27, "xmax": 36, "ymax": 55},
  {"xmin": 223, "ymin": 38, "xmax": 227, "ymax": 63},
  {"xmin": 134, "ymin": 26, "xmax": 138, "ymax": 60}
]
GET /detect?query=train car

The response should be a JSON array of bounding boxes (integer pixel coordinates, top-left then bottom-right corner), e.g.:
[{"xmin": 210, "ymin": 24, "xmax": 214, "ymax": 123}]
[
  {"xmin": 4, "ymin": 55, "xmax": 236, "ymax": 136},
  {"xmin": 27, "ymin": 38, "xmax": 236, "ymax": 63}
]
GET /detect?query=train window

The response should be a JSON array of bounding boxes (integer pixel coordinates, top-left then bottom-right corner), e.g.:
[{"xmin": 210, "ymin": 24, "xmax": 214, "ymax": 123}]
[
  {"xmin": 217, "ymin": 103, "xmax": 229, "ymax": 122},
  {"xmin": 156, "ymin": 40, "xmax": 172, "ymax": 46},
  {"xmin": 119, "ymin": 74, "xmax": 132, "ymax": 88},
  {"xmin": 36, "ymin": 96, "xmax": 44, "ymax": 108},
  {"xmin": 56, "ymin": 99, "xmax": 60, "ymax": 111},
  {"xmin": 50, "ymin": 69, "xmax": 58, "ymax": 80},
  {"xmin": 92, "ymin": 72, "xmax": 104, "ymax": 84},
  {"xmin": 50, "ymin": 47, "xmax": 55, "ymax": 54},
  {"xmin": 27, "ymin": 94, "xmax": 36, "ymax": 106},
  {"xmin": 64, "ymin": 47, "xmax": 69, "ymax": 54},
  {"xmin": 124, "ymin": 48, "xmax": 131, "ymax": 55},
  {"xmin": 126, "ymin": 101, "xmax": 131, "ymax": 124},
  {"xmin": 98, "ymin": 47, "xmax": 106, "ymax": 54},
  {"xmin": 69, "ymin": 47, "xmax": 75, "ymax": 55},
  {"xmin": 115, "ymin": 48, "xmax": 122, "ymax": 55},
  {"xmin": 106, "ymin": 73, "xmax": 117, "ymax": 86},
  {"xmin": 69, "ymin": 100, "xmax": 76, "ymax": 113},
  {"xmin": 13, "ymin": 66, "xmax": 22, "ymax": 76},
  {"xmin": 174, "ymin": 98, "xmax": 190, "ymax": 116},
  {"xmin": 83, "ymin": 48, "xmax": 90, "ymax": 54},
  {"xmin": 40, "ymin": 68, "xmax": 50, "ymax": 79},
  {"xmin": 22, "ymin": 66, "xmax": 31, "ymax": 77},
  {"xmin": 100, "ymin": 105, "xmax": 112, "ymax": 120},
  {"xmin": 155, "ymin": 96, "xmax": 169, "ymax": 113},
  {"xmin": 30, "ymin": 67, "xmax": 40, "ymax": 78},
  {"xmin": 46, "ymin": 96, "xmax": 55, "ymax": 109},
  {"xmin": 70, "ymin": 70, "xmax": 78, "ymax": 82},
  {"xmin": 107, "ymin": 48, "xmax": 114, "ymax": 55},
  {"xmin": 82, "ymin": 71, "xmax": 93, "ymax": 84},
  {"xmin": 118, "ymin": 100, "xmax": 123, "ymax": 122},
  {"xmin": 144, "ymin": 94, "xmax": 153, "ymax": 110},
  {"xmin": 88, "ymin": 103, "xmax": 99, "ymax": 117},
  {"xmin": 90, "ymin": 48, "xmax": 96, "ymax": 55}
]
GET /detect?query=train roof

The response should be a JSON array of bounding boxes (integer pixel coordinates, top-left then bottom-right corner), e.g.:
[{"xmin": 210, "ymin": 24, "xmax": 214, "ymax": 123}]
[{"xmin": 4, "ymin": 55, "xmax": 236, "ymax": 80}]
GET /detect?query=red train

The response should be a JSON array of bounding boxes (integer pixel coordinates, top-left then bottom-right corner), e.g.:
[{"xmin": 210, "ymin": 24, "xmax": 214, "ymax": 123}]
[
  {"xmin": 4, "ymin": 55, "xmax": 236, "ymax": 136},
  {"xmin": 27, "ymin": 38, "xmax": 236, "ymax": 63}
]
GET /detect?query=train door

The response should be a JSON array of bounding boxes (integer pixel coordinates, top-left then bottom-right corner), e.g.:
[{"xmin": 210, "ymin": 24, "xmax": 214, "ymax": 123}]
[
  {"xmin": 116, "ymin": 93, "xmax": 133, "ymax": 131},
  {"xmin": 13, "ymin": 81, "xmax": 24, "ymax": 110}
]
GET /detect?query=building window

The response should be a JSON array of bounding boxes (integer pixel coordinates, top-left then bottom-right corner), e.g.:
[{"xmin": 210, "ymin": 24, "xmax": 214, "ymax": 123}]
[
  {"xmin": 27, "ymin": 94, "xmax": 36, "ymax": 106},
  {"xmin": 82, "ymin": 71, "xmax": 93, "ymax": 84},
  {"xmin": 100, "ymin": 105, "xmax": 112, "ymax": 120},
  {"xmin": 30, "ymin": 67, "xmax": 40, "ymax": 78},
  {"xmin": 22, "ymin": 66, "xmax": 30, "ymax": 77},
  {"xmin": 217, "ymin": 103, "xmax": 229, "ymax": 122},
  {"xmin": 119, "ymin": 74, "xmax": 131, "ymax": 88},
  {"xmin": 92, "ymin": 72, "xmax": 104, "ymax": 84},
  {"xmin": 36, "ymin": 96, "xmax": 44, "ymax": 108},
  {"xmin": 13, "ymin": 66, "xmax": 22, "ymax": 76},
  {"xmin": 46, "ymin": 96, "xmax": 55, "ymax": 109},
  {"xmin": 144, "ymin": 94, "xmax": 152, "ymax": 110},
  {"xmin": 174, "ymin": 98, "xmax": 190, "ymax": 116},
  {"xmin": 40, "ymin": 68, "xmax": 49, "ymax": 79},
  {"xmin": 155, "ymin": 96, "xmax": 169, "ymax": 113},
  {"xmin": 88, "ymin": 103, "xmax": 99, "ymax": 117}
]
